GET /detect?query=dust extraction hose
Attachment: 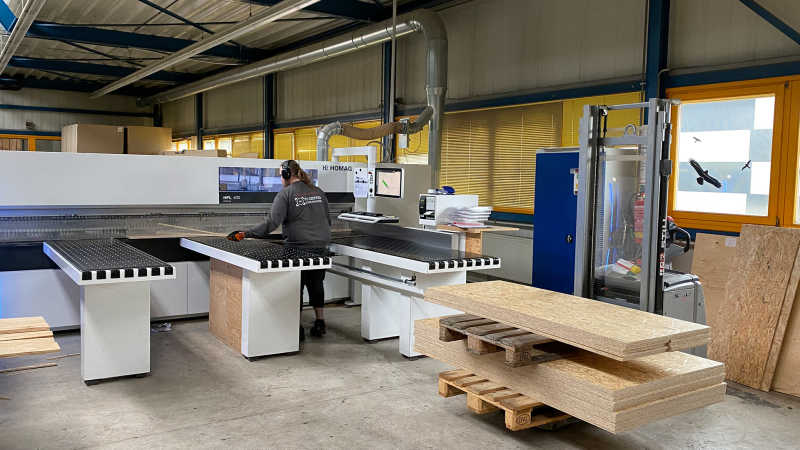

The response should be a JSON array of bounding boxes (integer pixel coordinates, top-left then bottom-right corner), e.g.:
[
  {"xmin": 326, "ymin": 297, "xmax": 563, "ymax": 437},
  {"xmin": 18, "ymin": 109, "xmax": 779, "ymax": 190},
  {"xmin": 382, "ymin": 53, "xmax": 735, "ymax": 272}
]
[{"xmin": 316, "ymin": 105, "xmax": 433, "ymax": 160}]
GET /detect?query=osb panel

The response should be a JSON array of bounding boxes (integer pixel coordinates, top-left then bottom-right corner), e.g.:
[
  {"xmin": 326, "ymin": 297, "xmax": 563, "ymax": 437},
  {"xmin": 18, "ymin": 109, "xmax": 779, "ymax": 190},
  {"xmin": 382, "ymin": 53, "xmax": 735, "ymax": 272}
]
[
  {"xmin": 772, "ymin": 288, "xmax": 800, "ymax": 396},
  {"xmin": 691, "ymin": 234, "xmax": 737, "ymax": 336},
  {"xmin": 209, "ymin": 258, "xmax": 243, "ymax": 353},
  {"xmin": 709, "ymin": 225, "xmax": 800, "ymax": 390},
  {"xmin": 424, "ymin": 281, "xmax": 708, "ymax": 360}
]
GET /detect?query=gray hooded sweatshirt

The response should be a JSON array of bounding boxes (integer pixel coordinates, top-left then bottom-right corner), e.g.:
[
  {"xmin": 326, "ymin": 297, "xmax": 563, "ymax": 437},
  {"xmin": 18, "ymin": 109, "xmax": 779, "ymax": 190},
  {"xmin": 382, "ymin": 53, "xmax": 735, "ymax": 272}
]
[{"xmin": 246, "ymin": 181, "xmax": 331, "ymax": 246}]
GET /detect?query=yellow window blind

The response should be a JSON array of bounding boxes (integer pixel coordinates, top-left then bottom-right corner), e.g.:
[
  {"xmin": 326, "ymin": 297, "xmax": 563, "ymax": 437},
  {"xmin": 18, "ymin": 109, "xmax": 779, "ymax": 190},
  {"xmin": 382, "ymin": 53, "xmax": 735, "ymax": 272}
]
[{"xmin": 440, "ymin": 102, "xmax": 562, "ymax": 213}]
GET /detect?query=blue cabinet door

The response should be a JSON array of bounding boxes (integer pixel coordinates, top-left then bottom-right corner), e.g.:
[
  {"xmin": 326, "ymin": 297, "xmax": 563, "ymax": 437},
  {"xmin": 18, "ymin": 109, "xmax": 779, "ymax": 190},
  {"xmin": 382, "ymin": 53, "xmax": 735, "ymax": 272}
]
[{"xmin": 532, "ymin": 151, "xmax": 578, "ymax": 294}]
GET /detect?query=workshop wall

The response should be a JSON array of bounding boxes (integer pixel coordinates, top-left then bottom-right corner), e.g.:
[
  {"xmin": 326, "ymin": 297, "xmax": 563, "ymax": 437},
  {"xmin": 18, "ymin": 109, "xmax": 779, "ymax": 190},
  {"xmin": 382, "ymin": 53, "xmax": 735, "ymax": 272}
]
[
  {"xmin": 203, "ymin": 77, "xmax": 263, "ymax": 132},
  {"xmin": 669, "ymin": 0, "xmax": 800, "ymax": 71},
  {"xmin": 0, "ymin": 88, "xmax": 151, "ymax": 133},
  {"xmin": 275, "ymin": 45, "xmax": 382, "ymax": 122},
  {"xmin": 396, "ymin": 0, "xmax": 647, "ymax": 106},
  {"xmin": 162, "ymin": 95, "xmax": 195, "ymax": 137}
]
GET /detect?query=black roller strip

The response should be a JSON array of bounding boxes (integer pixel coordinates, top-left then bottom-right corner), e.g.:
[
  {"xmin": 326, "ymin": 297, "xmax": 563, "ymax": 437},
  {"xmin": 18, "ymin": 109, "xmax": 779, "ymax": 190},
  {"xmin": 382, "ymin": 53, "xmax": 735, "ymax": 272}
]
[
  {"xmin": 46, "ymin": 239, "xmax": 174, "ymax": 281},
  {"xmin": 186, "ymin": 237, "xmax": 330, "ymax": 270}
]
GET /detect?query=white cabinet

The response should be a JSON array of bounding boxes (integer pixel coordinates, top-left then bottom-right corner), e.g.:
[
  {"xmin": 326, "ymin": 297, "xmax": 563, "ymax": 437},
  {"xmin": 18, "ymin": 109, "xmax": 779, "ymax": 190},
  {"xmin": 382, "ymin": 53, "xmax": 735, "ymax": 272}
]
[
  {"xmin": 150, "ymin": 262, "xmax": 189, "ymax": 318},
  {"xmin": 0, "ymin": 269, "xmax": 80, "ymax": 329},
  {"xmin": 187, "ymin": 261, "xmax": 210, "ymax": 314},
  {"xmin": 481, "ymin": 232, "xmax": 533, "ymax": 284},
  {"xmin": 1, "ymin": 259, "xmax": 212, "ymax": 329}
]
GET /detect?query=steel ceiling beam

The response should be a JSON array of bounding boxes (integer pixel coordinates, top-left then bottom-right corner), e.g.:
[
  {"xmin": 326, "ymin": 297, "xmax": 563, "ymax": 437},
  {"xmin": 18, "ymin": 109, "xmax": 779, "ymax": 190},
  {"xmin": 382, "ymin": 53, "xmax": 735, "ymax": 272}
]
[
  {"xmin": 8, "ymin": 56, "xmax": 197, "ymax": 82},
  {"xmin": 738, "ymin": 0, "xmax": 800, "ymax": 46},
  {"xmin": 135, "ymin": 0, "xmax": 216, "ymax": 35},
  {"xmin": 0, "ymin": 0, "xmax": 47, "ymax": 74},
  {"xmin": 234, "ymin": 0, "xmax": 386, "ymax": 22},
  {"xmin": 0, "ymin": 2, "xmax": 256, "ymax": 60},
  {"xmin": 90, "ymin": 0, "xmax": 319, "ymax": 98},
  {"xmin": 0, "ymin": 75, "xmax": 157, "ymax": 96}
]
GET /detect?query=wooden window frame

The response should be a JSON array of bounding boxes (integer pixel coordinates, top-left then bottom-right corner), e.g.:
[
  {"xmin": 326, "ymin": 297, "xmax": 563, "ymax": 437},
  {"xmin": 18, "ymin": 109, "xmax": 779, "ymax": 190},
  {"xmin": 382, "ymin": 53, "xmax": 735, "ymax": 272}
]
[{"xmin": 666, "ymin": 78, "xmax": 792, "ymax": 232}]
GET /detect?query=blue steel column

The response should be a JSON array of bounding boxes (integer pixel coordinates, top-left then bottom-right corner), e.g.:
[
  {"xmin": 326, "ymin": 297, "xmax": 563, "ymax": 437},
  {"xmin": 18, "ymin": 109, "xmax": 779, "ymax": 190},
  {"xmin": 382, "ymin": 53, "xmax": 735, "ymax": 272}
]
[
  {"xmin": 263, "ymin": 74, "xmax": 275, "ymax": 159},
  {"xmin": 645, "ymin": 0, "xmax": 670, "ymax": 100},
  {"xmin": 195, "ymin": 93, "xmax": 203, "ymax": 149},
  {"xmin": 381, "ymin": 42, "xmax": 394, "ymax": 162}
]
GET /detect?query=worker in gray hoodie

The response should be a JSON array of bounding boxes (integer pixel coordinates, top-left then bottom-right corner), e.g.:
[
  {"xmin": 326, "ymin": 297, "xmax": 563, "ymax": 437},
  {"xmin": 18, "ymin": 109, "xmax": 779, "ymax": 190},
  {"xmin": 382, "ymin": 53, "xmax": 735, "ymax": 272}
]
[{"xmin": 227, "ymin": 160, "xmax": 331, "ymax": 341}]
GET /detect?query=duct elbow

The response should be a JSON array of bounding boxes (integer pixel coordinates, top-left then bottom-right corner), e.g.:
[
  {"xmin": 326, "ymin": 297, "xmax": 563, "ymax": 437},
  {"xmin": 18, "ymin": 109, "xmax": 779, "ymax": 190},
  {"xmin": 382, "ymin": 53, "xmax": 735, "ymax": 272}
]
[
  {"xmin": 316, "ymin": 121, "xmax": 343, "ymax": 161},
  {"xmin": 403, "ymin": 106, "xmax": 434, "ymax": 134}
]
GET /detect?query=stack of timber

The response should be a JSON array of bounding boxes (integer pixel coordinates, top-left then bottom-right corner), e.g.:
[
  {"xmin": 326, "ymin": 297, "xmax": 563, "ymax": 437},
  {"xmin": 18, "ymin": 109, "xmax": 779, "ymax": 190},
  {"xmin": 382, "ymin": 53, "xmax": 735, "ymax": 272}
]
[
  {"xmin": 415, "ymin": 281, "xmax": 725, "ymax": 434},
  {"xmin": 416, "ymin": 318, "xmax": 724, "ymax": 433},
  {"xmin": 425, "ymin": 281, "xmax": 710, "ymax": 360},
  {"xmin": 0, "ymin": 317, "xmax": 60, "ymax": 358},
  {"xmin": 694, "ymin": 225, "xmax": 800, "ymax": 396}
]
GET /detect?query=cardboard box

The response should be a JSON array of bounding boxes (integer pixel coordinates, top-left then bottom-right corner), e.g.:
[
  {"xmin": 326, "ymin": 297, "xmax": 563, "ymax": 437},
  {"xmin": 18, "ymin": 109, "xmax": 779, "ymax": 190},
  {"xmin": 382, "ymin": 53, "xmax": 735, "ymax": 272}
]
[
  {"xmin": 126, "ymin": 126, "xmax": 172, "ymax": 155},
  {"xmin": 61, "ymin": 124, "xmax": 124, "ymax": 154}
]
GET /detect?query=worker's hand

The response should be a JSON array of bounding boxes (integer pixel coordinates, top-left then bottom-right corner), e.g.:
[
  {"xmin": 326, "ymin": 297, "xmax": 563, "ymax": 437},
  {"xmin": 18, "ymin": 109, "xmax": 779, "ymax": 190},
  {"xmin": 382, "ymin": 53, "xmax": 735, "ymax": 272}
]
[{"xmin": 226, "ymin": 231, "xmax": 246, "ymax": 241}]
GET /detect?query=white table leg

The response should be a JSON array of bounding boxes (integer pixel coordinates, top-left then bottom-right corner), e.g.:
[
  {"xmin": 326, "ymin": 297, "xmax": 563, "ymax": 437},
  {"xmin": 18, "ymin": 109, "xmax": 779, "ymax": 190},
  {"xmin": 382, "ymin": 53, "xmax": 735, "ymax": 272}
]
[
  {"xmin": 241, "ymin": 270, "xmax": 301, "ymax": 358},
  {"xmin": 398, "ymin": 271, "xmax": 464, "ymax": 358},
  {"xmin": 80, "ymin": 281, "xmax": 150, "ymax": 382}
]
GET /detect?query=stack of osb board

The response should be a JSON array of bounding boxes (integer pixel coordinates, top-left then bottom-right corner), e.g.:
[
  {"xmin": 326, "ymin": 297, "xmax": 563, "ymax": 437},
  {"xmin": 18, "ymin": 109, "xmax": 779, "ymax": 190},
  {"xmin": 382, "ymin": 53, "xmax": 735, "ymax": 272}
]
[
  {"xmin": 699, "ymin": 225, "xmax": 800, "ymax": 393},
  {"xmin": 414, "ymin": 318, "xmax": 725, "ymax": 434},
  {"xmin": 0, "ymin": 317, "xmax": 60, "ymax": 358},
  {"xmin": 424, "ymin": 281, "xmax": 710, "ymax": 360}
]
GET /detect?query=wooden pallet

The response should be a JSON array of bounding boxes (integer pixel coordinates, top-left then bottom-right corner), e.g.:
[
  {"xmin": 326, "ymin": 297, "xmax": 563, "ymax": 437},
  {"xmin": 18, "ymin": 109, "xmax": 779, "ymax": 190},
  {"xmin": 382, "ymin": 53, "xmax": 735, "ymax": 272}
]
[
  {"xmin": 438, "ymin": 370, "xmax": 572, "ymax": 431},
  {"xmin": 439, "ymin": 314, "xmax": 569, "ymax": 367}
]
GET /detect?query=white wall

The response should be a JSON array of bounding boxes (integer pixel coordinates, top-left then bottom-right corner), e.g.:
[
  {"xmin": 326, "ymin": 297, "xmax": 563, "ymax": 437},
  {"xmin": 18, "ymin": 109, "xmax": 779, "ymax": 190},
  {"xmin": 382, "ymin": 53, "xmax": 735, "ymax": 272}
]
[
  {"xmin": 162, "ymin": 95, "xmax": 195, "ymax": 136},
  {"xmin": 276, "ymin": 45, "xmax": 383, "ymax": 121},
  {"xmin": 670, "ymin": 0, "xmax": 800, "ymax": 70},
  {"xmin": 204, "ymin": 77, "xmax": 263, "ymax": 131},
  {"xmin": 397, "ymin": 0, "xmax": 647, "ymax": 105},
  {"xmin": 157, "ymin": 0, "xmax": 800, "ymax": 131},
  {"xmin": 0, "ymin": 88, "xmax": 152, "ymax": 132}
]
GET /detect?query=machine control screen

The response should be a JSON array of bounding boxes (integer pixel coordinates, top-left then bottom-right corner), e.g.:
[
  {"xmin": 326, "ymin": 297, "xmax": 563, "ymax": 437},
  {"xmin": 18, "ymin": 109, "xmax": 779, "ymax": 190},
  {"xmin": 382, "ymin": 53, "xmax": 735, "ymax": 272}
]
[
  {"xmin": 219, "ymin": 167, "xmax": 318, "ymax": 203},
  {"xmin": 374, "ymin": 168, "xmax": 403, "ymax": 198}
]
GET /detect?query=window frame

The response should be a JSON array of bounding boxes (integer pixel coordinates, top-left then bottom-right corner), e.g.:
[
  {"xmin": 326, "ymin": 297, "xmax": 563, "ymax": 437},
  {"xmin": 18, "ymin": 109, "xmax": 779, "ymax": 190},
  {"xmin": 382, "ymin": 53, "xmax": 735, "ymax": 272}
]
[{"xmin": 666, "ymin": 79, "xmax": 789, "ymax": 232}]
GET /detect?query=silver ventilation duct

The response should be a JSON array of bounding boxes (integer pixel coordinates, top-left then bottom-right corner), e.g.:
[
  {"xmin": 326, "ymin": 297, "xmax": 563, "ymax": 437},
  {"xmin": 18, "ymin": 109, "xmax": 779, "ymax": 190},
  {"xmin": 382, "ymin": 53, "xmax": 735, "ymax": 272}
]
[{"xmin": 141, "ymin": 9, "xmax": 448, "ymax": 188}]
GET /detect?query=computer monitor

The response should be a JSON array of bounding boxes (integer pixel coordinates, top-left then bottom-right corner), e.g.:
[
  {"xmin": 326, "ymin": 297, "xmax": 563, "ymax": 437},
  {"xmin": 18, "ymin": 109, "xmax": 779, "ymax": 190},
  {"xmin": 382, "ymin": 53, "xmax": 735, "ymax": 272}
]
[{"xmin": 374, "ymin": 167, "xmax": 403, "ymax": 198}]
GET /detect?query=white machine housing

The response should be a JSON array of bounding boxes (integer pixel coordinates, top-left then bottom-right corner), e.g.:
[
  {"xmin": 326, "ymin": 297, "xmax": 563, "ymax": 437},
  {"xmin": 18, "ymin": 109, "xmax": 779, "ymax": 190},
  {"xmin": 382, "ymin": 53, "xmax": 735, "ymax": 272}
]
[{"xmin": 418, "ymin": 194, "xmax": 479, "ymax": 226}]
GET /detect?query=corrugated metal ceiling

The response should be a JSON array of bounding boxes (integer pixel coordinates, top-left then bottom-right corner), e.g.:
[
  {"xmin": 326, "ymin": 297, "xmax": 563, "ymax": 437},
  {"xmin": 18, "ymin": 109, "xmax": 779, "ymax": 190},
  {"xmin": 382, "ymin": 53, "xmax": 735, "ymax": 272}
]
[{"xmin": 1, "ymin": 0, "xmax": 416, "ymax": 93}]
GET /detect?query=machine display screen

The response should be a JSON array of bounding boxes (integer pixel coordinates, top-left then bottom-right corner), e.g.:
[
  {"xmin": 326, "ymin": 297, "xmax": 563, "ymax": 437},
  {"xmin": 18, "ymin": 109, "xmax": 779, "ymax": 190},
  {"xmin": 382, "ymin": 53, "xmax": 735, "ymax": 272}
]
[
  {"xmin": 218, "ymin": 167, "xmax": 318, "ymax": 203},
  {"xmin": 374, "ymin": 168, "xmax": 403, "ymax": 198}
]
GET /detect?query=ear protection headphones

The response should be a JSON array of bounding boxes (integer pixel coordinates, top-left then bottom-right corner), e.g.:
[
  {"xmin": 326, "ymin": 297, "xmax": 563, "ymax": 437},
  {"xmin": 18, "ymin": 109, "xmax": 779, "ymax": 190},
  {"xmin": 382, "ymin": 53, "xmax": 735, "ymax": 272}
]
[{"xmin": 280, "ymin": 160, "xmax": 294, "ymax": 180}]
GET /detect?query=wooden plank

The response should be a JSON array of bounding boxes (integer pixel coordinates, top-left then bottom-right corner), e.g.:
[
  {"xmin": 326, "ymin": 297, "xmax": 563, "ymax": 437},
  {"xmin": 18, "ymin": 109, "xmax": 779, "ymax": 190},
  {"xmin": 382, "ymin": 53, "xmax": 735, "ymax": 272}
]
[
  {"xmin": 466, "ymin": 335, "xmax": 502, "ymax": 355},
  {"xmin": 416, "ymin": 319, "xmax": 725, "ymax": 434},
  {"xmin": 0, "ymin": 317, "xmax": 50, "ymax": 335},
  {"xmin": 709, "ymin": 225, "xmax": 800, "ymax": 390},
  {"xmin": 425, "ymin": 281, "xmax": 708, "ymax": 360},
  {"xmin": 691, "ymin": 234, "xmax": 737, "ymax": 337},
  {"xmin": 209, "ymin": 258, "xmax": 243, "ymax": 353},
  {"xmin": 0, "ymin": 330, "xmax": 53, "ymax": 342},
  {"xmin": 0, "ymin": 337, "xmax": 61, "ymax": 358},
  {"xmin": 0, "ymin": 362, "xmax": 57, "ymax": 374}
]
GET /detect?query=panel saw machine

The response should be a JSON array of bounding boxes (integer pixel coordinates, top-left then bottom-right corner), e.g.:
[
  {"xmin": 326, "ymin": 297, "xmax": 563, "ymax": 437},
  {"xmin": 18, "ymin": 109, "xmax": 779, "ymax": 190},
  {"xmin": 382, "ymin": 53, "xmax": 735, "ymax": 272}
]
[{"xmin": 0, "ymin": 148, "xmax": 500, "ymax": 368}]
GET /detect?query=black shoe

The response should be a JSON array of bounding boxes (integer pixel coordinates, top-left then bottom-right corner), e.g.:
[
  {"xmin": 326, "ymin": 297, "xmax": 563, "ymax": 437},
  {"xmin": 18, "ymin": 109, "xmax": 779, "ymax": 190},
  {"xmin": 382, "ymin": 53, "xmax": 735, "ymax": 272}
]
[
  {"xmin": 310, "ymin": 319, "xmax": 326, "ymax": 337},
  {"xmin": 299, "ymin": 325, "xmax": 305, "ymax": 342}
]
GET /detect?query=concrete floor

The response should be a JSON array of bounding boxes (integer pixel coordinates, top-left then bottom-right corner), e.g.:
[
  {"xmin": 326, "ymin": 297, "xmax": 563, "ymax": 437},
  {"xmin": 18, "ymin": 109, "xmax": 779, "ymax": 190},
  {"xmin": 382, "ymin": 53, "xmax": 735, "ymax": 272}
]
[{"xmin": 2, "ymin": 306, "xmax": 799, "ymax": 449}]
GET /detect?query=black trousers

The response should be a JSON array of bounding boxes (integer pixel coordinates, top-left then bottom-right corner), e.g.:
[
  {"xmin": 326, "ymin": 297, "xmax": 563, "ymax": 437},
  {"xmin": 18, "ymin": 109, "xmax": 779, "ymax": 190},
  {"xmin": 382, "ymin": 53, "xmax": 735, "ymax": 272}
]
[{"xmin": 301, "ymin": 269, "xmax": 326, "ymax": 309}]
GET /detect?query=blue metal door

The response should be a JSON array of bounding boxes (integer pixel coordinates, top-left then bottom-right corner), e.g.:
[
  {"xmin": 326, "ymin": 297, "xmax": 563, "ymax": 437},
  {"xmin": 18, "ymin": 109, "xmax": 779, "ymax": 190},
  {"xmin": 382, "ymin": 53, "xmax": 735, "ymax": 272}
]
[{"xmin": 532, "ymin": 150, "xmax": 579, "ymax": 294}]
